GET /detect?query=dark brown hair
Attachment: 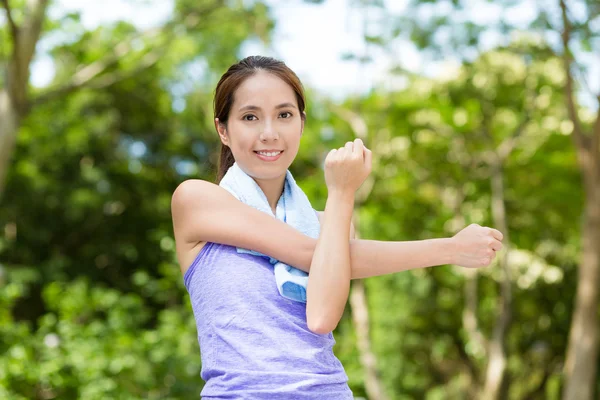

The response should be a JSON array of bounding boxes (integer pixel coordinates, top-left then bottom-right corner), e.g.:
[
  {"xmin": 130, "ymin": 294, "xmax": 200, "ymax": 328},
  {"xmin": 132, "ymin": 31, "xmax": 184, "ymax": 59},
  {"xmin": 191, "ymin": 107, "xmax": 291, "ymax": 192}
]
[{"xmin": 213, "ymin": 56, "xmax": 306, "ymax": 183}]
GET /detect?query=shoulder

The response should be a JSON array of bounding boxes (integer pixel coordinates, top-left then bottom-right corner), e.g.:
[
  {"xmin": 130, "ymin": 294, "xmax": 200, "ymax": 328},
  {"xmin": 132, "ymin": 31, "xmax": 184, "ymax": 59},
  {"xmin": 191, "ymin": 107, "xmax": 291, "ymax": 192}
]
[
  {"xmin": 171, "ymin": 179, "xmax": 239, "ymax": 248},
  {"xmin": 171, "ymin": 179, "xmax": 239, "ymax": 228},
  {"xmin": 172, "ymin": 179, "xmax": 213, "ymax": 204},
  {"xmin": 171, "ymin": 179, "xmax": 226, "ymax": 211}
]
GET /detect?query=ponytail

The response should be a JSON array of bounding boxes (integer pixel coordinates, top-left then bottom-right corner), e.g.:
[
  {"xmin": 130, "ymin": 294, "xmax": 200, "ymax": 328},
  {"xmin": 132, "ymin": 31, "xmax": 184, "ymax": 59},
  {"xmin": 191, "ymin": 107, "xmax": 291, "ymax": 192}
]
[{"xmin": 216, "ymin": 144, "xmax": 235, "ymax": 183}]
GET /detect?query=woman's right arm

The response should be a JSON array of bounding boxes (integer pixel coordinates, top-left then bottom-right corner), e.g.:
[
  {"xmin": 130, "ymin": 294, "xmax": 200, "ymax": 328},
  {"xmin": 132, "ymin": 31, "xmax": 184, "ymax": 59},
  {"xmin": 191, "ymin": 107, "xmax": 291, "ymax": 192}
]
[
  {"xmin": 171, "ymin": 179, "xmax": 316, "ymax": 271},
  {"xmin": 171, "ymin": 179, "xmax": 503, "ymax": 276}
]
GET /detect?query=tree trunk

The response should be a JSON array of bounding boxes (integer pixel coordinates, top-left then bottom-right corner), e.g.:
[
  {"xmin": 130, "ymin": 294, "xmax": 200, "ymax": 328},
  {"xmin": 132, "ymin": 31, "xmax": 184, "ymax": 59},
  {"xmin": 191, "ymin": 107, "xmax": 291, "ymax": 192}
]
[
  {"xmin": 350, "ymin": 279, "xmax": 388, "ymax": 400},
  {"xmin": 562, "ymin": 183, "xmax": 600, "ymax": 400},
  {"xmin": 0, "ymin": 0, "xmax": 49, "ymax": 200},
  {"xmin": 481, "ymin": 162, "xmax": 512, "ymax": 400},
  {"xmin": 350, "ymin": 212, "xmax": 388, "ymax": 400},
  {"xmin": 0, "ymin": 88, "xmax": 21, "ymax": 199},
  {"xmin": 559, "ymin": 0, "xmax": 600, "ymax": 394}
]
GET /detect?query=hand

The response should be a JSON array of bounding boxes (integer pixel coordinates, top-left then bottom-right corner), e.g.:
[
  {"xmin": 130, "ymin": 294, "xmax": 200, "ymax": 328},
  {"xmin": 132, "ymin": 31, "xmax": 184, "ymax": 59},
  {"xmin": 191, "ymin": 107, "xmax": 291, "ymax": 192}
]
[
  {"xmin": 451, "ymin": 224, "xmax": 504, "ymax": 268},
  {"xmin": 324, "ymin": 138, "xmax": 372, "ymax": 196}
]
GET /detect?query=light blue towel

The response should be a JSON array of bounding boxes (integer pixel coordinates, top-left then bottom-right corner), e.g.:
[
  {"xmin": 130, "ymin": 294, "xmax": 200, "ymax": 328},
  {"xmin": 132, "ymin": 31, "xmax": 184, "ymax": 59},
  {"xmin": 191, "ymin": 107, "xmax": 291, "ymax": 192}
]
[{"xmin": 219, "ymin": 162, "xmax": 320, "ymax": 303}]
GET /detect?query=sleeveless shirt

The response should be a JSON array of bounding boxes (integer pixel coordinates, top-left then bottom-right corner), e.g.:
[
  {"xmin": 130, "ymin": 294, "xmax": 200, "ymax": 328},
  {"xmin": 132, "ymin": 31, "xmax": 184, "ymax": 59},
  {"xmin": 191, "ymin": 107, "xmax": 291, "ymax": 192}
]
[{"xmin": 183, "ymin": 241, "xmax": 353, "ymax": 399}]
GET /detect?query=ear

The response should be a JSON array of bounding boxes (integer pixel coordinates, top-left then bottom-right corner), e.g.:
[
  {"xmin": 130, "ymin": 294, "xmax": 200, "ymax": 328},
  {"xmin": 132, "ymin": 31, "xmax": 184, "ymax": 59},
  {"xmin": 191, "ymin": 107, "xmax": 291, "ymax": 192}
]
[{"xmin": 215, "ymin": 118, "xmax": 229, "ymax": 146}]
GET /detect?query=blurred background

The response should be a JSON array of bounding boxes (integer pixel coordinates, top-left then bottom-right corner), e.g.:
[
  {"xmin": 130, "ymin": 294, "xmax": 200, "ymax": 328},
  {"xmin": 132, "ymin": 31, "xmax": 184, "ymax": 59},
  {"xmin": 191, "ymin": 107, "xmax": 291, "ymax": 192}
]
[{"xmin": 1, "ymin": 0, "xmax": 599, "ymax": 399}]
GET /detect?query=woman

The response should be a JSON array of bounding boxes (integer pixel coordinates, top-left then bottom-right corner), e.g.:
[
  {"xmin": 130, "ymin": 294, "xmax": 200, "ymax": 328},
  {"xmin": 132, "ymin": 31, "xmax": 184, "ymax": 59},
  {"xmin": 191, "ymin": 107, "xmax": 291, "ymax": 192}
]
[{"xmin": 171, "ymin": 56, "xmax": 503, "ymax": 399}]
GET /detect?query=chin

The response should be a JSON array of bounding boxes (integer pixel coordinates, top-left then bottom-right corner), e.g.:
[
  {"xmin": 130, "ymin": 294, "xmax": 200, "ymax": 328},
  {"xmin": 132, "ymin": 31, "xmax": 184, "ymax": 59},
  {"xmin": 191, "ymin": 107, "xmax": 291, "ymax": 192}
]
[{"xmin": 243, "ymin": 164, "xmax": 288, "ymax": 181}]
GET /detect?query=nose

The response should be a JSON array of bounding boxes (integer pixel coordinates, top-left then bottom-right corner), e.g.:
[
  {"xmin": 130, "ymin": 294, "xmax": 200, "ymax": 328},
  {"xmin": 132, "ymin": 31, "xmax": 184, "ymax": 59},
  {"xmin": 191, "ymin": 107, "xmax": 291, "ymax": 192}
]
[{"xmin": 259, "ymin": 120, "xmax": 279, "ymax": 142}]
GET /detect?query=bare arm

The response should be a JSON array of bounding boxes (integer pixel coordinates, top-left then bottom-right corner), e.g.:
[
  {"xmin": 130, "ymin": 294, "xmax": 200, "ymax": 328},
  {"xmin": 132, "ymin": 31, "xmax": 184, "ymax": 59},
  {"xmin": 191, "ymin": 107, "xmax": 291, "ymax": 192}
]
[
  {"xmin": 171, "ymin": 181, "xmax": 503, "ymax": 278},
  {"xmin": 306, "ymin": 191, "xmax": 354, "ymax": 333},
  {"xmin": 305, "ymin": 139, "xmax": 371, "ymax": 333}
]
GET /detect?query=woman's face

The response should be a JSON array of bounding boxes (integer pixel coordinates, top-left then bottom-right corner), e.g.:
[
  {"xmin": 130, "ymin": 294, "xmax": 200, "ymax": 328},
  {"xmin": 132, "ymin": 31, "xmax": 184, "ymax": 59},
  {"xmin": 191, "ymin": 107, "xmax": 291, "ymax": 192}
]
[{"xmin": 216, "ymin": 71, "xmax": 304, "ymax": 181}]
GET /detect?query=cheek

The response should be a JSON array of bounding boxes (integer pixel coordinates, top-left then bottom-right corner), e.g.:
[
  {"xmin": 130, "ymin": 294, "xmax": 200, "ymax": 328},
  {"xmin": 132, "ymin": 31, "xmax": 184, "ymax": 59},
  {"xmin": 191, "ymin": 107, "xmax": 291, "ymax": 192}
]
[
  {"xmin": 230, "ymin": 139, "xmax": 253, "ymax": 155},
  {"xmin": 226, "ymin": 124, "xmax": 253, "ymax": 151}
]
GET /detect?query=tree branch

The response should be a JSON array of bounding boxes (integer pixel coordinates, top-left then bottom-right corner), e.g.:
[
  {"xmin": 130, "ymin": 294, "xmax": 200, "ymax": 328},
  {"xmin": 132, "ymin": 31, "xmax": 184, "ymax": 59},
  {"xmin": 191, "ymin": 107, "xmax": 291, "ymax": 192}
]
[
  {"xmin": 331, "ymin": 105, "xmax": 369, "ymax": 139},
  {"xmin": 593, "ymin": 93, "xmax": 600, "ymax": 177},
  {"xmin": 560, "ymin": 0, "xmax": 590, "ymax": 153},
  {"xmin": 17, "ymin": 0, "xmax": 48, "ymax": 71},
  {"xmin": 497, "ymin": 69, "xmax": 536, "ymax": 162},
  {"xmin": 497, "ymin": 113, "xmax": 531, "ymax": 162},
  {"xmin": 574, "ymin": 63, "xmax": 597, "ymax": 102},
  {"xmin": 1, "ymin": 0, "xmax": 19, "ymax": 47},
  {"xmin": 5, "ymin": 0, "xmax": 48, "ymax": 113},
  {"xmin": 463, "ymin": 269, "xmax": 489, "ymax": 355},
  {"xmin": 30, "ymin": 3, "xmax": 211, "ymax": 109},
  {"xmin": 451, "ymin": 334, "xmax": 481, "ymax": 385},
  {"xmin": 32, "ymin": 47, "xmax": 163, "ymax": 107}
]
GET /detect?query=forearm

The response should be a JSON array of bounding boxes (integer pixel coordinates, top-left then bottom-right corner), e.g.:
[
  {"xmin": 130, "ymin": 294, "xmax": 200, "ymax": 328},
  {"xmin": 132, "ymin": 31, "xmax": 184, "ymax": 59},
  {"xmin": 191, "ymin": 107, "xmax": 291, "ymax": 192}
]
[
  {"xmin": 347, "ymin": 238, "xmax": 455, "ymax": 279},
  {"xmin": 306, "ymin": 192, "xmax": 353, "ymax": 333},
  {"xmin": 296, "ymin": 237, "xmax": 455, "ymax": 279}
]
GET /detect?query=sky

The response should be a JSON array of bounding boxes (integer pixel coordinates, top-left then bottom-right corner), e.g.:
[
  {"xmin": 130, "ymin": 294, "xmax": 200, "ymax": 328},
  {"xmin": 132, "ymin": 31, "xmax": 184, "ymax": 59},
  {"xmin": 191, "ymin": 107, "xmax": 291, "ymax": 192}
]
[
  {"xmin": 35, "ymin": 0, "xmax": 413, "ymax": 96},
  {"xmin": 31, "ymin": 0, "xmax": 599, "ymax": 106}
]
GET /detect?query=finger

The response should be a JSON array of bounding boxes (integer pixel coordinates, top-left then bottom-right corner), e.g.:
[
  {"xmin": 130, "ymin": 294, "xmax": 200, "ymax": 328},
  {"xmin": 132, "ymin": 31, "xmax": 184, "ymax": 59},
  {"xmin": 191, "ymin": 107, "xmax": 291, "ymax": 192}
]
[
  {"xmin": 326, "ymin": 148, "xmax": 337, "ymax": 161},
  {"xmin": 489, "ymin": 228, "xmax": 503, "ymax": 241},
  {"xmin": 353, "ymin": 138, "xmax": 364, "ymax": 156},
  {"xmin": 490, "ymin": 239, "xmax": 503, "ymax": 252},
  {"xmin": 364, "ymin": 147, "xmax": 372, "ymax": 167},
  {"xmin": 345, "ymin": 141, "xmax": 354, "ymax": 153}
]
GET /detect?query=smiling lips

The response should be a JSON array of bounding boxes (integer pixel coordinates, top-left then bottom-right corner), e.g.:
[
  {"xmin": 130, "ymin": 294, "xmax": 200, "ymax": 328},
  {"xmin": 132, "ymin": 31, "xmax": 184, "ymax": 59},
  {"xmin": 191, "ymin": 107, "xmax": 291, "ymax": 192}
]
[{"xmin": 254, "ymin": 150, "xmax": 283, "ymax": 161}]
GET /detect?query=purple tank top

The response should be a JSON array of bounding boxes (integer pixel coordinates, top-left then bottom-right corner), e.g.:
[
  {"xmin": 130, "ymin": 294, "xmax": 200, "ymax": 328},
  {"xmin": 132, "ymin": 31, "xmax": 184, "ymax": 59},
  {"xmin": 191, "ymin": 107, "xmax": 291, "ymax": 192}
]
[{"xmin": 184, "ymin": 242, "xmax": 353, "ymax": 399}]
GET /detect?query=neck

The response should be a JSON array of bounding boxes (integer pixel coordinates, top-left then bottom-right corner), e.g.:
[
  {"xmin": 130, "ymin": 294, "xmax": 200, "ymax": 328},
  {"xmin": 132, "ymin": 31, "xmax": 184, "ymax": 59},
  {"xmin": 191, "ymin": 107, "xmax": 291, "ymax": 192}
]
[{"xmin": 254, "ymin": 174, "xmax": 286, "ymax": 214}]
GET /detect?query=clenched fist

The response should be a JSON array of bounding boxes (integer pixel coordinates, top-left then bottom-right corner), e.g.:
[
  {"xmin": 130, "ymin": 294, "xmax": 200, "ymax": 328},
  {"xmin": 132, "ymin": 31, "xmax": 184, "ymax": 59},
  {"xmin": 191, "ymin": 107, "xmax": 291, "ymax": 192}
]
[
  {"xmin": 451, "ymin": 224, "xmax": 504, "ymax": 268},
  {"xmin": 324, "ymin": 138, "xmax": 372, "ymax": 195}
]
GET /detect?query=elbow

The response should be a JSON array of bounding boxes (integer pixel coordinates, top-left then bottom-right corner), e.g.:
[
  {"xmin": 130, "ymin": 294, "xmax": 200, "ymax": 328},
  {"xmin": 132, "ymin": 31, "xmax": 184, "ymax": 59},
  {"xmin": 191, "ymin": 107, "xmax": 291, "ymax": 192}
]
[
  {"xmin": 306, "ymin": 311, "xmax": 339, "ymax": 335},
  {"xmin": 307, "ymin": 319, "xmax": 335, "ymax": 335}
]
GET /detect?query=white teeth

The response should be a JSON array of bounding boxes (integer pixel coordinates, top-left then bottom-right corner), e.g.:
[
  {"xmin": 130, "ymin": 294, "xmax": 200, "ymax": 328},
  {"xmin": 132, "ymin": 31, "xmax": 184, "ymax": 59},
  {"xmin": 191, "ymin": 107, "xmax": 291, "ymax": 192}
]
[{"xmin": 257, "ymin": 151, "xmax": 281, "ymax": 157}]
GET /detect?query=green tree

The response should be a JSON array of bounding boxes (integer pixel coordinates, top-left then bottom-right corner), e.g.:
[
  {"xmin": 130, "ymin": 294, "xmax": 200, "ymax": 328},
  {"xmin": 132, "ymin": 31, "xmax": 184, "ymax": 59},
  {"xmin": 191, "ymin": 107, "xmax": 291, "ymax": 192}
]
[
  {"xmin": 323, "ymin": 42, "xmax": 579, "ymax": 398},
  {"xmin": 384, "ymin": 1, "xmax": 600, "ymax": 398},
  {"xmin": 0, "ymin": 0, "xmax": 272, "ymax": 199}
]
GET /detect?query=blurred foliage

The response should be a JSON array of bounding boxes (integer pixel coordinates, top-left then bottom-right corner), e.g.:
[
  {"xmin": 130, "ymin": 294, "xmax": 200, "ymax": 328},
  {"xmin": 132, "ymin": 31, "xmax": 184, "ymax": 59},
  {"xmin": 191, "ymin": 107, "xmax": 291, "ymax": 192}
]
[{"xmin": 0, "ymin": 0, "xmax": 596, "ymax": 399}]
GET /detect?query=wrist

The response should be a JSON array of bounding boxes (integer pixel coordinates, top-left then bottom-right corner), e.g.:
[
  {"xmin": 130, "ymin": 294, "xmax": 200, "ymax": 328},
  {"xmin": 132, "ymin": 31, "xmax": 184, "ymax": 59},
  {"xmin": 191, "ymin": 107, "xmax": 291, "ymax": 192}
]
[
  {"xmin": 440, "ymin": 237, "xmax": 457, "ymax": 265},
  {"xmin": 327, "ymin": 188, "xmax": 355, "ymax": 204},
  {"xmin": 324, "ymin": 190, "xmax": 355, "ymax": 218}
]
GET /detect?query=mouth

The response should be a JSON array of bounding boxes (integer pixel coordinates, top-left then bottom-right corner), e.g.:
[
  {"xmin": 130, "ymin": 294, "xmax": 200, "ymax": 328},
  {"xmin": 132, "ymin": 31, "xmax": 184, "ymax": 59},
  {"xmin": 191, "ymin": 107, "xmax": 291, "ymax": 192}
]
[{"xmin": 254, "ymin": 150, "xmax": 283, "ymax": 162}]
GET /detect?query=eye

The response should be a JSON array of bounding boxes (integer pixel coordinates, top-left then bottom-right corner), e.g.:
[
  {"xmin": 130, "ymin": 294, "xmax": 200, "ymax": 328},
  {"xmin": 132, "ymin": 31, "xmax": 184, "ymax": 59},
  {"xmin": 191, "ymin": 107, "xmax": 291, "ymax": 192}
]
[
  {"xmin": 279, "ymin": 111, "xmax": 293, "ymax": 119},
  {"xmin": 243, "ymin": 114, "xmax": 257, "ymax": 121}
]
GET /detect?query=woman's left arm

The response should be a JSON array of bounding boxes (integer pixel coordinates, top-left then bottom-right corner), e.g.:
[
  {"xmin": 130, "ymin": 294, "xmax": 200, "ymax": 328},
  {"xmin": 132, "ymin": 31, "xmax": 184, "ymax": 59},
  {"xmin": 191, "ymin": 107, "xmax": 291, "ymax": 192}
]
[
  {"xmin": 306, "ymin": 139, "xmax": 371, "ymax": 334},
  {"xmin": 316, "ymin": 212, "xmax": 355, "ymax": 241}
]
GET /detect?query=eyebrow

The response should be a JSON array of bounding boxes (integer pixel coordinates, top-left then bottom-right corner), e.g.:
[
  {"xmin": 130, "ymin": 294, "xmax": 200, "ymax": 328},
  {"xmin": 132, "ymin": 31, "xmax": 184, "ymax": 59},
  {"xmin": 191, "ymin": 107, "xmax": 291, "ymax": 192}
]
[{"xmin": 238, "ymin": 102, "xmax": 297, "ymax": 112}]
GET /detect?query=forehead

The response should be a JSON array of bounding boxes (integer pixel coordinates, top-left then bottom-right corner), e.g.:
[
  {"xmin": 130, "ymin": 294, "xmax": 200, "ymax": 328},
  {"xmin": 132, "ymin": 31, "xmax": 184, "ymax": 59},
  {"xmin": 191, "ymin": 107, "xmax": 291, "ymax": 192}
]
[{"xmin": 233, "ymin": 71, "xmax": 297, "ymax": 108}]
